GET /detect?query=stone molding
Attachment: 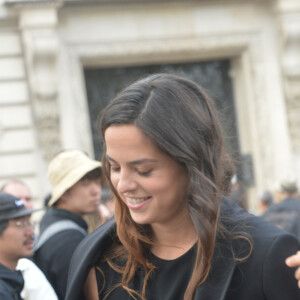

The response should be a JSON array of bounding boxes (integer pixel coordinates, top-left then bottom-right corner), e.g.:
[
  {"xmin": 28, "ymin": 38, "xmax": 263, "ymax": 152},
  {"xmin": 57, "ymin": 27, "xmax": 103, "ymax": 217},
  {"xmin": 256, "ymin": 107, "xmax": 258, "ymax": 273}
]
[
  {"xmin": 276, "ymin": 0, "xmax": 300, "ymax": 154},
  {"xmin": 63, "ymin": 30, "xmax": 277, "ymax": 185},
  {"xmin": 4, "ymin": 0, "xmax": 228, "ymax": 8},
  {"xmin": 5, "ymin": 0, "xmax": 62, "ymax": 10},
  {"xmin": 73, "ymin": 33, "xmax": 255, "ymax": 66},
  {"xmin": 61, "ymin": 32, "xmax": 259, "ymax": 161}
]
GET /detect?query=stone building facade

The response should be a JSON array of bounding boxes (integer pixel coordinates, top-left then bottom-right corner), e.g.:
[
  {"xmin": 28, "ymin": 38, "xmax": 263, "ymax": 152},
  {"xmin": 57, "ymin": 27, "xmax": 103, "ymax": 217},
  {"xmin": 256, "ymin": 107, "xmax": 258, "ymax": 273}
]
[{"xmin": 0, "ymin": 0, "xmax": 299, "ymax": 212}]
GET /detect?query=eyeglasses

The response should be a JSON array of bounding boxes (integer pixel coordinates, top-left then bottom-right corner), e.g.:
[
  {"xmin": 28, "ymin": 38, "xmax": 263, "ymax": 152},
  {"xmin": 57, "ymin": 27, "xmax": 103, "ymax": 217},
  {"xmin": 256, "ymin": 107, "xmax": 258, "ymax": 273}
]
[{"xmin": 13, "ymin": 220, "xmax": 35, "ymax": 233}]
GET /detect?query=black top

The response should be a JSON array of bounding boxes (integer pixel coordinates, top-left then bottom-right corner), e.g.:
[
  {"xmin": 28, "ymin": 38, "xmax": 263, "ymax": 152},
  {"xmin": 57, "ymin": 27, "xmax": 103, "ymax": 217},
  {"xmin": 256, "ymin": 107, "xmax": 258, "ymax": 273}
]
[
  {"xmin": 96, "ymin": 244, "xmax": 196, "ymax": 299},
  {"xmin": 65, "ymin": 198, "xmax": 300, "ymax": 300},
  {"xmin": 33, "ymin": 208, "xmax": 87, "ymax": 300},
  {"xmin": 0, "ymin": 263, "xmax": 24, "ymax": 300}
]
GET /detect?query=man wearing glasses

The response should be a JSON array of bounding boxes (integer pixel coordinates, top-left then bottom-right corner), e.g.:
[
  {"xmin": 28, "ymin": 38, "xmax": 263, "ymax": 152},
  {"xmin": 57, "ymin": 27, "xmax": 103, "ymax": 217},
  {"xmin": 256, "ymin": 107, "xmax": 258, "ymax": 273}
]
[
  {"xmin": 1, "ymin": 181, "xmax": 58, "ymax": 300},
  {"xmin": 0, "ymin": 192, "xmax": 38, "ymax": 299}
]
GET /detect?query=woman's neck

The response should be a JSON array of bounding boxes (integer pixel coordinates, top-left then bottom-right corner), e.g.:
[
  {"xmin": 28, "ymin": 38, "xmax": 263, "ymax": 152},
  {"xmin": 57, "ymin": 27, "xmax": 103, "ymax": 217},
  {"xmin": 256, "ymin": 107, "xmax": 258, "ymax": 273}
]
[{"xmin": 150, "ymin": 213, "xmax": 198, "ymax": 260}]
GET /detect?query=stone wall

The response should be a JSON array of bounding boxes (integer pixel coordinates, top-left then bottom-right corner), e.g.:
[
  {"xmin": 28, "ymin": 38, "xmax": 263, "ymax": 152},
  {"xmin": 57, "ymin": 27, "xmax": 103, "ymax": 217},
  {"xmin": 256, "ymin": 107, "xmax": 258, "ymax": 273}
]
[
  {"xmin": 0, "ymin": 0, "xmax": 299, "ymax": 211},
  {"xmin": 0, "ymin": 23, "xmax": 47, "ymax": 204}
]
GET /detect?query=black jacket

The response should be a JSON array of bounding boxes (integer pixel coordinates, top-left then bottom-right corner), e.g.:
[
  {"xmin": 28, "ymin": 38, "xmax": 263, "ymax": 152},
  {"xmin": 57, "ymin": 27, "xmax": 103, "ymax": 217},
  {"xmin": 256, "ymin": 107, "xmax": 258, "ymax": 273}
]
[
  {"xmin": 66, "ymin": 198, "xmax": 300, "ymax": 300},
  {"xmin": 0, "ymin": 263, "xmax": 24, "ymax": 300},
  {"xmin": 33, "ymin": 208, "xmax": 88, "ymax": 300}
]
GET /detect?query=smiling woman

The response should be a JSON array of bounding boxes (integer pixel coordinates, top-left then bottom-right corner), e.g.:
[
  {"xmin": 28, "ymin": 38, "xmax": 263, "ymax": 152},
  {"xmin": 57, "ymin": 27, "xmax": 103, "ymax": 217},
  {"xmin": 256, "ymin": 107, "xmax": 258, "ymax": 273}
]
[{"xmin": 65, "ymin": 74, "xmax": 300, "ymax": 300}]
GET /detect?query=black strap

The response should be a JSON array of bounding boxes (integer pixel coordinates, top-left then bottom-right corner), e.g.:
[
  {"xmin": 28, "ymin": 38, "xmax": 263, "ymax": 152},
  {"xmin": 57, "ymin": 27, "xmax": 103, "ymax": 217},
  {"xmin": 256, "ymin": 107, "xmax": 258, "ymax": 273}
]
[{"xmin": 34, "ymin": 220, "xmax": 87, "ymax": 252}]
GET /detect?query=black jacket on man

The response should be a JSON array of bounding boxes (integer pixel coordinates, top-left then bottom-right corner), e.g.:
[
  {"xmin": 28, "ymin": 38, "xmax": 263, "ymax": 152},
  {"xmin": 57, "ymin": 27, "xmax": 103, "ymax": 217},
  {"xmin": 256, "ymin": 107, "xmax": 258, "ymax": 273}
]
[
  {"xmin": 33, "ymin": 208, "xmax": 88, "ymax": 300},
  {"xmin": 0, "ymin": 263, "xmax": 24, "ymax": 300},
  {"xmin": 65, "ymin": 198, "xmax": 300, "ymax": 300},
  {"xmin": 263, "ymin": 197, "xmax": 300, "ymax": 241}
]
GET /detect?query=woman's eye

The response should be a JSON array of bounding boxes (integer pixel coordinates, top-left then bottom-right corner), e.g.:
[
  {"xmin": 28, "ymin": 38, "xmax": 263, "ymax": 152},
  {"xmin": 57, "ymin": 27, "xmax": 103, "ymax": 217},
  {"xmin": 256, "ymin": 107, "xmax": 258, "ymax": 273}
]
[
  {"xmin": 110, "ymin": 166, "xmax": 120, "ymax": 172},
  {"xmin": 138, "ymin": 170, "xmax": 152, "ymax": 176}
]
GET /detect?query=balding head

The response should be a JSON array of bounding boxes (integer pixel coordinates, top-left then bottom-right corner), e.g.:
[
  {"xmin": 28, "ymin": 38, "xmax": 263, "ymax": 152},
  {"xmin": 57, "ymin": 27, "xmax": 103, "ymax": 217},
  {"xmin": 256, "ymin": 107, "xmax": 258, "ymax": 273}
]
[{"xmin": 1, "ymin": 180, "xmax": 33, "ymax": 209}]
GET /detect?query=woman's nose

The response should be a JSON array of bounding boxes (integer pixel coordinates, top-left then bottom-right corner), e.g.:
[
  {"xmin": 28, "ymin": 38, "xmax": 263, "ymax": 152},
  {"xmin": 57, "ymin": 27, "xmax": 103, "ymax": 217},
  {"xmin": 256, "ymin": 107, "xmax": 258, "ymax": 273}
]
[{"xmin": 116, "ymin": 172, "xmax": 137, "ymax": 194}]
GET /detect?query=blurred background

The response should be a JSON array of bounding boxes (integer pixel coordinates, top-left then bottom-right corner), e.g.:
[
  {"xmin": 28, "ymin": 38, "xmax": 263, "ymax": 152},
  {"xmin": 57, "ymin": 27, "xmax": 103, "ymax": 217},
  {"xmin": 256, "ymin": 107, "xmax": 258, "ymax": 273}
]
[{"xmin": 0, "ymin": 0, "xmax": 299, "ymax": 213}]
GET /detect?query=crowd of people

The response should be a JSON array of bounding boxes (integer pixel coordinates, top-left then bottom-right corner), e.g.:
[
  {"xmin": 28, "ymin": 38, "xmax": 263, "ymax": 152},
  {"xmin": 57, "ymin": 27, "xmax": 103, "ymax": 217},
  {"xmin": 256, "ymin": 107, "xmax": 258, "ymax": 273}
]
[
  {"xmin": 0, "ymin": 150, "xmax": 113, "ymax": 299},
  {"xmin": 1, "ymin": 73, "xmax": 300, "ymax": 300}
]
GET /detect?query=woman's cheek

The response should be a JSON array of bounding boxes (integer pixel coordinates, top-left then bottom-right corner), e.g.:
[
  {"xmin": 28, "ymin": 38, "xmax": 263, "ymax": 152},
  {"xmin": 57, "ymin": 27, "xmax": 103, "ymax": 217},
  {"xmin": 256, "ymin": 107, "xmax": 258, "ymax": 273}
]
[{"xmin": 110, "ymin": 173, "xmax": 119, "ymax": 189}]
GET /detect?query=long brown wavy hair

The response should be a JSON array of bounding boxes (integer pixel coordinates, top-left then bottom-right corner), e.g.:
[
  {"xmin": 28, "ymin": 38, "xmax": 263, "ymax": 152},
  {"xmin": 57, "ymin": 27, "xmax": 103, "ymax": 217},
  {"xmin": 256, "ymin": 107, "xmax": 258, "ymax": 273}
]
[{"xmin": 99, "ymin": 73, "xmax": 248, "ymax": 299}]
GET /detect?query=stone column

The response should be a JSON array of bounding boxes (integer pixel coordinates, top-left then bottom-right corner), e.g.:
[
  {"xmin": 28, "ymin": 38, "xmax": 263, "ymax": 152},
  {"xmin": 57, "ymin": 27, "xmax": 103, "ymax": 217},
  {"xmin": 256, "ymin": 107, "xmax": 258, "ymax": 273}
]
[{"xmin": 13, "ymin": 1, "xmax": 62, "ymax": 162}]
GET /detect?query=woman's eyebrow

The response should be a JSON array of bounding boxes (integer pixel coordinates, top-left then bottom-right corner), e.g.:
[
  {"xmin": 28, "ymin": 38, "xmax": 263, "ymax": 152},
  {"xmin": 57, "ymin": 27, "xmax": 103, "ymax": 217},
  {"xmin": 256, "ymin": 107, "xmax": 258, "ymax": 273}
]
[
  {"xmin": 105, "ymin": 154, "xmax": 157, "ymax": 165},
  {"xmin": 128, "ymin": 158, "xmax": 157, "ymax": 165},
  {"xmin": 105, "ymin": 154, "xmax": 115, "ymax": 162}
]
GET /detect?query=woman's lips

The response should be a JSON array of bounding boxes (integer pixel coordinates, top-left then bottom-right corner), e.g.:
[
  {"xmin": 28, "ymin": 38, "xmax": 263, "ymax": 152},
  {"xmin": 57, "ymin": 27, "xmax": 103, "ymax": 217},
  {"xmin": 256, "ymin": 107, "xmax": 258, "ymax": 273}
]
[{"xmin": 126, "ymin": 196, "xmax": 151, "ymax": 210}]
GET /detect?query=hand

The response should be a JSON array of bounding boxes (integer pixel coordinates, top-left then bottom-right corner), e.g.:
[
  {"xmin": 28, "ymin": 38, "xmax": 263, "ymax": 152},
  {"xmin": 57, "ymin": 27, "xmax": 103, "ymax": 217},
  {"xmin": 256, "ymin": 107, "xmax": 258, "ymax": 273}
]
[{"xmin": 286, "ymin": 251, "xmax": 300, "ymax": 288}]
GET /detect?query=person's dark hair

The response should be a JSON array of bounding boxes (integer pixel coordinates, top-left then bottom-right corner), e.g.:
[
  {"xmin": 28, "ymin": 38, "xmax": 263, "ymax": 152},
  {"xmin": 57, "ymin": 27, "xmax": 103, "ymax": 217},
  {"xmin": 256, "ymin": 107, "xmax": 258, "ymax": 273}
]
[
  {"xmin": 0, "ymin": 220, "xmax": 8, "ymax": 236},
  {"xmin": 100, "ymin": 73, "xmax": 248, "ymax": 300},
  {"xmin": 80, "ymin": 168, "xmax": 103, "ymax": 185},
  {"xmin": 280, "ymin": 180, "xmax": 298, "ymax": 195},
  {"xmin": 259, "ymin": 190, "xmax": 274, "ymax": 207}
]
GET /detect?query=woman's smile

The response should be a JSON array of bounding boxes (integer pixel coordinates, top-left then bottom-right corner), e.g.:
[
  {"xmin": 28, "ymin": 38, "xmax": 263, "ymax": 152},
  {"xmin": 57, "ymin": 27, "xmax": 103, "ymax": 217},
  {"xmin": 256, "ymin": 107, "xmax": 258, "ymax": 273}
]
[{"xmin": 125, "ymin": 196, "xmax": 152, "ymax": 210}]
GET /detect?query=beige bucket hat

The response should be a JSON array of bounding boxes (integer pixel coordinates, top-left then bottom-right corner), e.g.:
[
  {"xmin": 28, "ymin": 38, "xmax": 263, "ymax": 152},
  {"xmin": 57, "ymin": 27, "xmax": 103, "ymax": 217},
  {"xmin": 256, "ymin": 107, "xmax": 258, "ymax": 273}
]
[{"xmin": 47, "ymin": 149, "xmax": 102, "ymax": 206}]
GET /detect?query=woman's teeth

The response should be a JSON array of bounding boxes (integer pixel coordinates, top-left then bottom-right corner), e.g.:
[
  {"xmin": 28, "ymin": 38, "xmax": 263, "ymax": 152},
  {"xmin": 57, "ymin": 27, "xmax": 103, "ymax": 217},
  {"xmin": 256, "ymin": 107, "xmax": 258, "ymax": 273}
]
[{"xmin": 127, "ymin": 197, "xmax": 149, "ymax": 204}]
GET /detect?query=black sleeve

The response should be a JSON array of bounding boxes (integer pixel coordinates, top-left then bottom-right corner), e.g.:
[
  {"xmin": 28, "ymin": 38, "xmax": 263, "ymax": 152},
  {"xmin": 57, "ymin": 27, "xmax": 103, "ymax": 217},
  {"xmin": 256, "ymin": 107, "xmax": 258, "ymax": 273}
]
[{"xmin": 65, "ymin": 218, "xmax": 116, "ymax": 300}]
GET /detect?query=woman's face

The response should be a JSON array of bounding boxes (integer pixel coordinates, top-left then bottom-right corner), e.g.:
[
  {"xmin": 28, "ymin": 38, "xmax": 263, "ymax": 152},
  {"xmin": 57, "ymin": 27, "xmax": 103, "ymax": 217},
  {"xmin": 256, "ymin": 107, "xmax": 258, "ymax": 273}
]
[{"xmin": 105, "ymin": 124, "xmax": 189, "ymax": 227}]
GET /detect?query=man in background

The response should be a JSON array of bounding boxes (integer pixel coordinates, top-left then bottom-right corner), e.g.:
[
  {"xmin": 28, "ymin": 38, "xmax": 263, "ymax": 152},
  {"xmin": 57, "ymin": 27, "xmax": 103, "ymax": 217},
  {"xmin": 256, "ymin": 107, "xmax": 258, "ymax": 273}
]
[
  {"xmin": 1, "ymin": 180, "xmax": 58, "ymax": 300},
  {"xmin": 0, "ymin": 192, "xmax": 38, "ymax": 299},
  {"xmin": 259, "ymin": 190, "xmax": 274, "ymax": 214},
  {"xmin": 263, "ymin": 178, "xmax": 300, "ymax": 241},
  {"xmin": 33, "ymin": 149, "xmax": 102, "ymax": 300},
  {"xmin": 1, "ymin": 180, "xmax": 33, "ymax": 209}
]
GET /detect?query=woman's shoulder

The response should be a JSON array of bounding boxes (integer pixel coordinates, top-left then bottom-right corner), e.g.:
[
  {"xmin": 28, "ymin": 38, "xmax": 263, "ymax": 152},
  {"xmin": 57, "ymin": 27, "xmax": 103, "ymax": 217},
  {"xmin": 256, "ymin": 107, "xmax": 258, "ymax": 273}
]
[
  {"xmin": 221, "ymin": 197, "xmax": 300, "ymax": 256},
  {"xmin": 222, "ymin": 197, "xmax": 292, "ymax": 238}
]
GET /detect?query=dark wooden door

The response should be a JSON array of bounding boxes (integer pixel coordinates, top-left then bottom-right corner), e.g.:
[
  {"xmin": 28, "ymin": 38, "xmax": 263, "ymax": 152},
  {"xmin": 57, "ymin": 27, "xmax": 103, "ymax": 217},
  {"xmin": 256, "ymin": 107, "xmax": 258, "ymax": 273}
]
[{"xmin": 84, "ymin": 60, "xmax": 251, "ymax": 188}]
